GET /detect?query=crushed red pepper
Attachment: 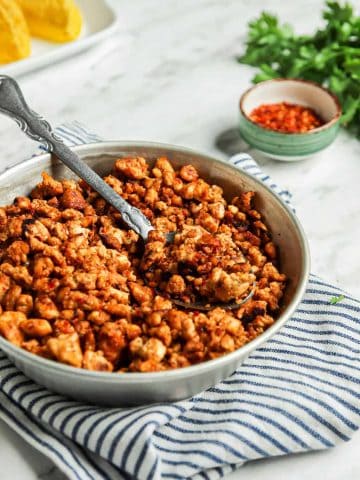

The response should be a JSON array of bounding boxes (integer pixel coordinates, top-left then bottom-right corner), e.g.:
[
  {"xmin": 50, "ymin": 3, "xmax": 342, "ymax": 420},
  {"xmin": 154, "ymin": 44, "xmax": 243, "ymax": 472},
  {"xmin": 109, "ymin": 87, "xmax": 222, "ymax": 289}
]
[{"xmin": 249, "ymin": 102, "xmax": 324, "ymax": 133}]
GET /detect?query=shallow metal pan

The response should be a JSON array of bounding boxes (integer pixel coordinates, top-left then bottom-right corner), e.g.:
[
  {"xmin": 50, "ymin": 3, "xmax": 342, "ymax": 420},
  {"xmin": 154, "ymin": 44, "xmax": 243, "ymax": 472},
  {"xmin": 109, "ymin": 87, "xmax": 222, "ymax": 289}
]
[{"xmin": 0, "ymin": 142, "xmax": 310, "ymax": 406}]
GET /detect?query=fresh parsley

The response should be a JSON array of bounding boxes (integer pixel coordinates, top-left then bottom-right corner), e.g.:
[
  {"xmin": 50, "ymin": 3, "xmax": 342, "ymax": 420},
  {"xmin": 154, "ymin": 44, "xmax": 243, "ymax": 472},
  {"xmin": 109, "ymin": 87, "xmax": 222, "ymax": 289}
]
[
  {"xmin": 330, "ymin": 294, "xmax": 345, "ymax": 304},
  {"xmin": 237, "ymin": 1, "xmax": 360, "ymax": 137}
]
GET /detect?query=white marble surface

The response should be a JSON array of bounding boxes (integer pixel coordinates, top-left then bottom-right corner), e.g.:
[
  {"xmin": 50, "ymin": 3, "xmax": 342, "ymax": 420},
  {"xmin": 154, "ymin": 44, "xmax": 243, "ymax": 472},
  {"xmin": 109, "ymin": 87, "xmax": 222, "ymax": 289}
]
[{"xmin": 0, "ymin": 0, "xmax": 359, "ymax": 479}]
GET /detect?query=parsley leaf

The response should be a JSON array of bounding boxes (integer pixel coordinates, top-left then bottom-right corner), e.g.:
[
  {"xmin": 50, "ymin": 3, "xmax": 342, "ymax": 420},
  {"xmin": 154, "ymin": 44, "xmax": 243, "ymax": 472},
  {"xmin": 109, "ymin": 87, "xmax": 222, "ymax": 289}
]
[
  {"xmin": 237, "ymin": 1, "xmax": 360, "ymax": 137},
  {"xmin": 330, "ymin": 294, "xmax": 345, "ymax": 304}
]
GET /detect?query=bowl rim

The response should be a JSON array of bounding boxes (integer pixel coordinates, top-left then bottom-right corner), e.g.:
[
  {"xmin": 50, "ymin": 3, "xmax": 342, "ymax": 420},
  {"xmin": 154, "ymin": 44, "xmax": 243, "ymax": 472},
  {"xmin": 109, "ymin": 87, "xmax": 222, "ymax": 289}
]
[
  {"xmin": 239, "ymin": 78, "xmax": 342, "ymax": 136},
  {"xmin": 0, "ymin": 140, "xmax": 310, "ymax": 383}
]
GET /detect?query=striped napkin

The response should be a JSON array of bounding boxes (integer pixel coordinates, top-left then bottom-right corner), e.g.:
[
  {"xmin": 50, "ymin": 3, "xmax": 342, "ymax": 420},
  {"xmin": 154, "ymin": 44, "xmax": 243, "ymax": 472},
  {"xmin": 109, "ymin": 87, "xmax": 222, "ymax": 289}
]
[{"xmin": 0, "ymin": 123, "xmax": 359, "ymax": 480}]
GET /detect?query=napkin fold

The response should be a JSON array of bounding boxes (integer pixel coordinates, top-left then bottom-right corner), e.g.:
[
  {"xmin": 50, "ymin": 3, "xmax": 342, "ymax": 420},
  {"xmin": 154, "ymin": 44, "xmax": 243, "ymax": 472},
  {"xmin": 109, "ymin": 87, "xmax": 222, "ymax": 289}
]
[{"xmin": 0, "ymin": 123, "xmax": 359, "ymax": 480}]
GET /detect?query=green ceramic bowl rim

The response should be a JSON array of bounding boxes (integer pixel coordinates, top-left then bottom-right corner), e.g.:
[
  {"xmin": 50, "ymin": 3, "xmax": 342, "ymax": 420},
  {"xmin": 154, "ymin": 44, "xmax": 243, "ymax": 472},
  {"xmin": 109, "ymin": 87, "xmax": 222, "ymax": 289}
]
[
  {"xmin": 239, "ymin": 78, "xmax": 342, "ymax": 136},
  {"xmin": 239, "ymin": 113, "xmax": 340, "ymax": 141}
]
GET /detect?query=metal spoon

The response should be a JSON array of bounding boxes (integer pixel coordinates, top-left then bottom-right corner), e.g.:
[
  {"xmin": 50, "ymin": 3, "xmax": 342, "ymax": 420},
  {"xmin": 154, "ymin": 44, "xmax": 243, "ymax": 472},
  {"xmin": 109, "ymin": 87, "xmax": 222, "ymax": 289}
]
[
  {"xmin": 0, "ymin": 75, "xmax": 255, "ymax": 311},
  {"xmin": 0, "ymin": 75, "xmax": 154, "ymax": 241}
]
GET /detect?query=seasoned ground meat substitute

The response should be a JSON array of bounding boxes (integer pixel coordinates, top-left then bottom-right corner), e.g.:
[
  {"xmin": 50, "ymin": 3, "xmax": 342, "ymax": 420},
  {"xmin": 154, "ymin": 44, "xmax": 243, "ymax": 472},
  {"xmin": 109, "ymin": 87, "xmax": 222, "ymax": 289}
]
[{"xmin": 0, "ymin": 157, "xmax": 286, "ymax": 372}]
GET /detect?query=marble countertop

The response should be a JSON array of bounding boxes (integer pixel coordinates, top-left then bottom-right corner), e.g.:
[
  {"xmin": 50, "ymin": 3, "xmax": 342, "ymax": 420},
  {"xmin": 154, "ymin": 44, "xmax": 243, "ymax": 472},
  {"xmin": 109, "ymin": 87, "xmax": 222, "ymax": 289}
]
[{"xmin": 0, "ymin": 0, "xmax": 359, "ymax": 479}]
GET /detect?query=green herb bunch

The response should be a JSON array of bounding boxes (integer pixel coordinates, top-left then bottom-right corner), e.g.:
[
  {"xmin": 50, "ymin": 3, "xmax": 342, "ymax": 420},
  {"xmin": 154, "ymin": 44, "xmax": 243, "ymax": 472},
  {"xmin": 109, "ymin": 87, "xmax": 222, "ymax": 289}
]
[{"xmin": 237, "ymin": 1, "xmax": 360, "ymax": 137}]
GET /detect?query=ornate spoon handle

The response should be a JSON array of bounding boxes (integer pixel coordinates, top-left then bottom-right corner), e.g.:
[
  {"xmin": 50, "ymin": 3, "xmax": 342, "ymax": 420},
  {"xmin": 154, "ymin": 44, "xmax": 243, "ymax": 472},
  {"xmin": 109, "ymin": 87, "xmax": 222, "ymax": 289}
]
[{"xmin": 0, "ymin": 75, "xmax": 153, "ymax": 241}]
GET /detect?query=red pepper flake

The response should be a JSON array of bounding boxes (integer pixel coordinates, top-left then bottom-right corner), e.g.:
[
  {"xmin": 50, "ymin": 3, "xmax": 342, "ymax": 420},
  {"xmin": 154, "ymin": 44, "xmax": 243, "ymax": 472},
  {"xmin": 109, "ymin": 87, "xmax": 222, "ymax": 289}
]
[
  {"xmin": 48, "ymin": 279, "xmax": 57, "ymax": 289},
  {"xmin": 249, "ymin": 102, "xmax": 324, "ymax": 133}
]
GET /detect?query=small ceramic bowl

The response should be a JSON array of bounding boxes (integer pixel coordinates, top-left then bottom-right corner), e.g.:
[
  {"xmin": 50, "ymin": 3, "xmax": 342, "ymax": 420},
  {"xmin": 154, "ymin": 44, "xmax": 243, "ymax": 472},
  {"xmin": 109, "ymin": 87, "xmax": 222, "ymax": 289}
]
[{"xmin": 239, "ymin": 78, "xmax": 342, "ymax": 161}]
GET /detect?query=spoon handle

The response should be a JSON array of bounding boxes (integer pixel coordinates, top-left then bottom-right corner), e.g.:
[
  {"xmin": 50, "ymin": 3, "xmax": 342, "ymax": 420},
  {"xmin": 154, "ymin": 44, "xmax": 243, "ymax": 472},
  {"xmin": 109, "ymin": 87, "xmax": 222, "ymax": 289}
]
[{"xmin": 0, "ymin": 75, "xmax": 153, "ymax": 241}]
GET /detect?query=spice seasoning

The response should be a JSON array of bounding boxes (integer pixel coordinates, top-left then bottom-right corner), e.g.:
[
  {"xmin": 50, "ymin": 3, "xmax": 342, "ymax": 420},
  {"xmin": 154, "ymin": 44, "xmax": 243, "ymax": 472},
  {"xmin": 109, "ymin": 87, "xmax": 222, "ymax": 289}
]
[{"xmin": 249, "ymin": 102, "xmax": 324, "ymax": 133}]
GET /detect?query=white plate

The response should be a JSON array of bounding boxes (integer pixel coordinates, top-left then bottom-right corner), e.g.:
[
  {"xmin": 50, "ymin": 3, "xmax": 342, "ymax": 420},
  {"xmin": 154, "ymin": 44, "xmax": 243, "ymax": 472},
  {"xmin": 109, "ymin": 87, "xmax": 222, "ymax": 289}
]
[{"xmin": 0, "ymin": 0, "xmax": 118, "ymax": 77}]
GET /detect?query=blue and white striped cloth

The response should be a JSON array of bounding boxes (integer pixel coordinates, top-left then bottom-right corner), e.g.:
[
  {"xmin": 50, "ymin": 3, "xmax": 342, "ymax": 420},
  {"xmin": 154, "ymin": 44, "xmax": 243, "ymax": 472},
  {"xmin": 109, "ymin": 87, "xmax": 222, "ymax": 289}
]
[{"xmin": 0, "ymin": 123, "xmax": 359, "ymax": 480}]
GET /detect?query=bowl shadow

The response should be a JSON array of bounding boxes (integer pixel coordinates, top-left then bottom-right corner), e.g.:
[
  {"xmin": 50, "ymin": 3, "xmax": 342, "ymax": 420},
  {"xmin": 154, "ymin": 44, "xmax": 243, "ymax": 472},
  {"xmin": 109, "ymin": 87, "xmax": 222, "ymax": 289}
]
[{"xmin": 214, "ymin": 127, "xmax": 250, "ymax": 156}]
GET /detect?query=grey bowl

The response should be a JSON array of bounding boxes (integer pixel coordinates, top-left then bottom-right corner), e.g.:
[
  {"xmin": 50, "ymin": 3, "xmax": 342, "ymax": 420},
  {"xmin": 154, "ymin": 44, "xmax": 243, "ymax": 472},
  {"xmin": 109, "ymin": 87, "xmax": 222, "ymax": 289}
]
[{"xmin": 0, "ymin": 141, "xmax": 310, "ymax": 406}]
